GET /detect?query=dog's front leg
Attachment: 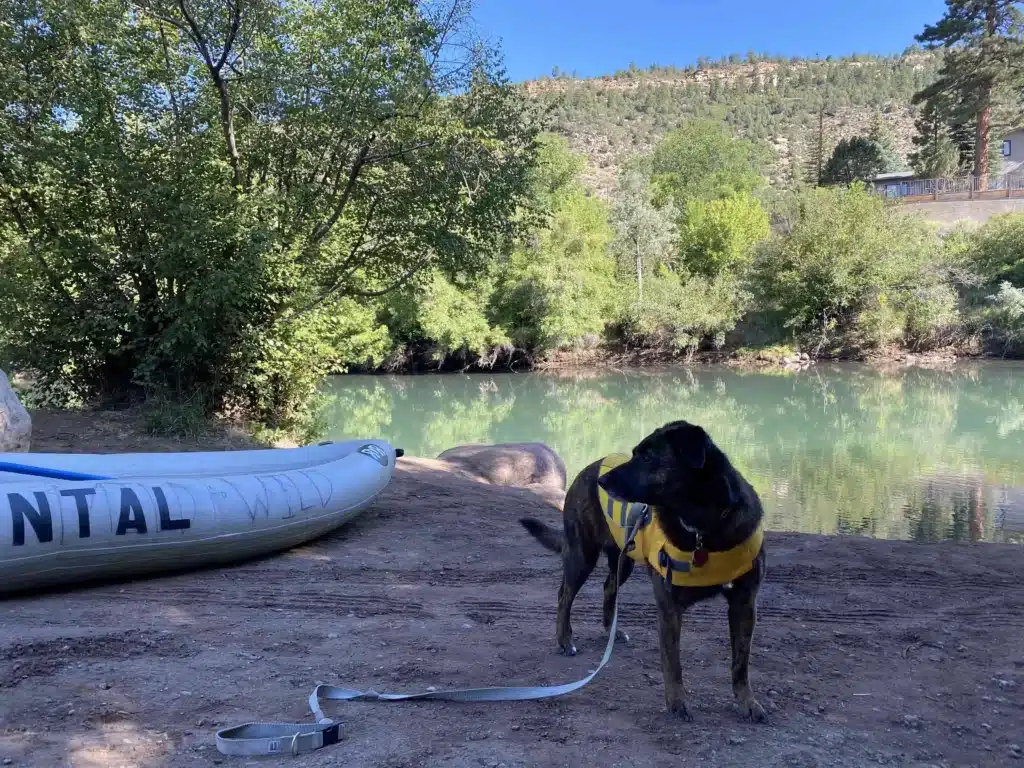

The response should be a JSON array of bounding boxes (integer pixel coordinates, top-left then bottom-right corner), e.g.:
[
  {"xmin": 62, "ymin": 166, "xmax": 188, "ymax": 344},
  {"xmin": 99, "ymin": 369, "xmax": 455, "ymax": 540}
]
[
  {"xmin": 651, "ymin": 575, "xmax": 689, "ymax": 720},
  {"xmin": 725, "ymin": 580, "xmax": 767, "ymax": 722}
]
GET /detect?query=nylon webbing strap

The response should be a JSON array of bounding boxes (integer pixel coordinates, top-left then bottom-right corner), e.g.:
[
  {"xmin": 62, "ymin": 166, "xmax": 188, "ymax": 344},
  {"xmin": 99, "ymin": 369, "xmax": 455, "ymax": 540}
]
[{"xmin": 215, "ymin": 516, "xmax": 643, "ymax": 757}]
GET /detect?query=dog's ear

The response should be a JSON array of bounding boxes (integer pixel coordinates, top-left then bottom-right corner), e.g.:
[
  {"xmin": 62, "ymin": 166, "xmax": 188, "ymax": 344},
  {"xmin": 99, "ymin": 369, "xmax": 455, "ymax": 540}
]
[{"xmin": 670, "ymin": 422, "xmax": 708, "ymax": 469}]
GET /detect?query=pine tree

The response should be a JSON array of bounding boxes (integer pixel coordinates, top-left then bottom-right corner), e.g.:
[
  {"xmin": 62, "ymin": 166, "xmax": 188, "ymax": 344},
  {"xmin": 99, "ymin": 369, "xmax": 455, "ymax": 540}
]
[
  {"xmin": 912, "ymin": 1, "xmax": 1024, "ymax": 188},
  {"xmin": 821, "ymin": 137, "xmax": 887, "ymax": 185},
  {"xmin": 910, "ymin": 100, "xmax": 965, "ymax": 178},
  {"xmin": 868, "ymin": 113, "xmax": 902, "ymax": 171},
  {"xmin": 804, "ymin": 106, "xmax": 826, "ymax": 185}
]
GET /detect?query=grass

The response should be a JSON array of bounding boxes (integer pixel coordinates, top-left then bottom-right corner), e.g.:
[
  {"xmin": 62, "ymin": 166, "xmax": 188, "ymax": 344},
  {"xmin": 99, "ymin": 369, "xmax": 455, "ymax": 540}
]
[{"xmin": 141, "ymin": 395, "xmax": 210, "ymax": 440}]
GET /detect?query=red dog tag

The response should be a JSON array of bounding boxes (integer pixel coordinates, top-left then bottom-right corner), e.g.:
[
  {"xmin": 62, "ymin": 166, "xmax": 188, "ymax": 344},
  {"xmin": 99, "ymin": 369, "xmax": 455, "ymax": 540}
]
[{"xmin": 692, "ymin": 549, "xmax": 709, "ymax": 567}]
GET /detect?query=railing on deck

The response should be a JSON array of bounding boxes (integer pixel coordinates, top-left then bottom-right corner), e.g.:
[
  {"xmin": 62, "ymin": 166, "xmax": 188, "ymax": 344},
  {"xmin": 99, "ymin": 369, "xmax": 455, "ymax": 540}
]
[{"xmin": 870, "ymin": 172, "xmax": 1024, "ymax": 202}]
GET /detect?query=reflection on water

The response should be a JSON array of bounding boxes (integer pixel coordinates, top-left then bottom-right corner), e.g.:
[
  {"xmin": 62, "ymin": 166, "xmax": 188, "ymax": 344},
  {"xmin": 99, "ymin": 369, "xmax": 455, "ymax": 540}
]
[{"xmin": 322, "ymin": 362, "xmax": 1024, "ymax": 544}]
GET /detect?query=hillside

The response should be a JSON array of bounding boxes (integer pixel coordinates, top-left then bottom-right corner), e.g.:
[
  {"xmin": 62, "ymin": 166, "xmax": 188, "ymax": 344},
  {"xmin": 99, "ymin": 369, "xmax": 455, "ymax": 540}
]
[{"xmin": 522, "ymin": 51, "xmax": 943, "ymax": 196}]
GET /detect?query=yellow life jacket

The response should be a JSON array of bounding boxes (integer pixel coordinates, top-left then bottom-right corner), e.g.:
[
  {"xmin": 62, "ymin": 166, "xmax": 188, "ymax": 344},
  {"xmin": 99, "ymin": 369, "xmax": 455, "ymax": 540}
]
[{"xmin": 597, "ymin": 453, "xmax": 763, "ymax": 588}]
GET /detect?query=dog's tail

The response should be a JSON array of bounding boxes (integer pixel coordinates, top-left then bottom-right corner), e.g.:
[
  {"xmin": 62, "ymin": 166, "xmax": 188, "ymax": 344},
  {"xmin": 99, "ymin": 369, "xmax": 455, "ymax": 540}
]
[{"xmin": 519, "ymin": 517, "xmax": 564, "ymax": 554}]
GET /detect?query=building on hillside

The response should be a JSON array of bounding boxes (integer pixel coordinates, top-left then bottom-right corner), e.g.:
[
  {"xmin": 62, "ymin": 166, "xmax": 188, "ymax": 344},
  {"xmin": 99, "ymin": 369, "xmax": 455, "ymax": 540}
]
[
  {"xmin": 866, "ymin": 128, "xmax": 1024, "ymax": 200},
  {"xmin": 869, "ymin": 171, "xmax": 917, "ymax": 199},
  {"xmin": 1002, "ymin": 127, "xmax": 1024, "ymax": 176}
]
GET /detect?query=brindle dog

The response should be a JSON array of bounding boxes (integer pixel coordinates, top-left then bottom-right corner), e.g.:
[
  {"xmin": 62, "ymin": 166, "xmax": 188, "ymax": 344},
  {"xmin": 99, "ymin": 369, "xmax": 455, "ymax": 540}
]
[{"xmin": 519, "ymin": 420, "xmax": 768, "ymax": 722}]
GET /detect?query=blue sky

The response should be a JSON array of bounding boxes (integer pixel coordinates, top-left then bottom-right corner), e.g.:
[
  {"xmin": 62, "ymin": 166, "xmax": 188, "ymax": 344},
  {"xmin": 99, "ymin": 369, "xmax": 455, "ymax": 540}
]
[{"xmin": 470, "ymin": 0, "xmax": 949, "ymax": 82}]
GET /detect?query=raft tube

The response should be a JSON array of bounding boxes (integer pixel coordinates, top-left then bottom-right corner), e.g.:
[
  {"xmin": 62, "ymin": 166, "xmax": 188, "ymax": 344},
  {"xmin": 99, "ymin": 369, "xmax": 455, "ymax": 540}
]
[{"xmin": 0, "ymin": 439, "xmax": 397, "ymax": 596}]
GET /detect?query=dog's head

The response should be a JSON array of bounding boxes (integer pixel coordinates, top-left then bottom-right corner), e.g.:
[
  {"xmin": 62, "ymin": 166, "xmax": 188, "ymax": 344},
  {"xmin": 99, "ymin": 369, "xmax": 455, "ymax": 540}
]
[{"xmin": 596, "ymin": 420, "xmax": 740, "ymax": 531}]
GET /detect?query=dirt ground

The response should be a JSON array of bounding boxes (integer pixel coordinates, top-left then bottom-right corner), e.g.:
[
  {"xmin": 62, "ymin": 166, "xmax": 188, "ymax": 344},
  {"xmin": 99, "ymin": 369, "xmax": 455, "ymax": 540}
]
[{"xmin": 1, "ymin": 410, "xmax": 1023, "ymax": 767}]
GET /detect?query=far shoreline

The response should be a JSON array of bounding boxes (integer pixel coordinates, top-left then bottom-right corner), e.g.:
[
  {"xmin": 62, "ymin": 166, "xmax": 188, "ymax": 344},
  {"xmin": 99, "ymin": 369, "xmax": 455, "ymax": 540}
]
[{"xmin": 333, "ymin": 343, "xmax": 1017, "ymax": 377}]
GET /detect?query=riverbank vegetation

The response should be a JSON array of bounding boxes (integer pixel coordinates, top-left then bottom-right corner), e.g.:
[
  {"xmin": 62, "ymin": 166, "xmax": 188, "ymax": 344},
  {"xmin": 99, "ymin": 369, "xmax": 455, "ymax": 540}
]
[
  {"xmin": 2, "ymin": 0, "xmax": 1023, "ymax": 436},
  {"xmin": 376, "ymin": 131, "xmax": 1024, "ymax": 369}
]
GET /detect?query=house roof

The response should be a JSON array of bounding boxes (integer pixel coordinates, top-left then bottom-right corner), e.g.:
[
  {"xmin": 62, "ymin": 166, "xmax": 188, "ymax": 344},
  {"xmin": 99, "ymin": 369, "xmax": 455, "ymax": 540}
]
[{"xmin": 872, "ymin": 171, "xmax": 916, "ymax": 181}]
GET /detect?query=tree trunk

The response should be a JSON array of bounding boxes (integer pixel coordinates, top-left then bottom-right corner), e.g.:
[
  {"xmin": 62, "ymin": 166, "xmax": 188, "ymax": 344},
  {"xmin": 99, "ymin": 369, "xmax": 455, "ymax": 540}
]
[
  {"xmin": 212, "ymin": 72, "xmax": 242, "ymax": 189},
  {"xmin": 975, "ymin": 0, "xmax": 998, "ymax": 191},
  {"xmin": 635, "ymin": 240, "xmax": 643, "ymax": 303},
  {"xmin": 975, "ymin": 98, "xmax": 993, "ymax": 190},
  {"xmin": 816, "ymin": 107, "xmax": 824, "ymax": 185}
]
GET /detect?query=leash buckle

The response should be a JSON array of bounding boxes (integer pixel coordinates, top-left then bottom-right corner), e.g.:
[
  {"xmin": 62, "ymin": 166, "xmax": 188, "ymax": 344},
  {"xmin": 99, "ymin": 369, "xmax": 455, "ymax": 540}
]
[{"xmin": 320, "ymin": 722, "xmax": 342, "ymax": 747}]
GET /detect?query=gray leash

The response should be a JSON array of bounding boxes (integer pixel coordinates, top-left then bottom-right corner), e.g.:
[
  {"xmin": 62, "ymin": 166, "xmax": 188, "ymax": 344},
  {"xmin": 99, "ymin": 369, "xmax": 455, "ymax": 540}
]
[{"xmin": 215, "ymin": 515, "xmax": 644, "ymax": 757}]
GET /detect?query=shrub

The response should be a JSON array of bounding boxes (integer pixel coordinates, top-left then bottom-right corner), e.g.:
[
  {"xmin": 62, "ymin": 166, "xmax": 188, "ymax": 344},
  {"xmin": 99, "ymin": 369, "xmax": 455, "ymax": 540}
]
[
  {"xmin": 961, "ymin": 214, "xmax": 1024, "ymax": 288},
  {"xmin": 752, "ymin": 184, "xmax": 956, "ymax": 353},
  {"xmin": 678, "ymin": 193, "xmax": 770, "ymax": 279},
  {"xmin": 986, "ymin": 282, "xmax": 1024, "ymax": 352},
  {"xmin": 617, "ymin": 268, "xmax": 750, "ymax": 355},
  {"xmin": 380, "ymin": 270, "xmax": 508, "ymax": 367}
]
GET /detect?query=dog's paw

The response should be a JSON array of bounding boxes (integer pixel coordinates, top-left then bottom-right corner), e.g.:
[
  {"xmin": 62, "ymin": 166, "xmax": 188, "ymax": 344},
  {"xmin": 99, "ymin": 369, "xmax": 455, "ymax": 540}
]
[
  {"xmin": 737, "ymin": 697, "xmax": 767, "ymax": 722},
  {"xmin": 614, "ymin": 628, "xmax": 630, "ymax": 643},
  {"xmin": 668, "ymin": 700, "xmax": 693, "ymax": 722},
  {"xmin": 557, "ymin": 643, "xmax": 577, "ymax": 657}
]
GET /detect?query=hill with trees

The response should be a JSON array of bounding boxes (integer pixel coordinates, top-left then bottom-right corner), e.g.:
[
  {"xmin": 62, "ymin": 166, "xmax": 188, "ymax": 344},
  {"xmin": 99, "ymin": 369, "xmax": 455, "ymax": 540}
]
[{"xmin": 522, "ymin": 50, "xmax": 944, "ymax": 195}]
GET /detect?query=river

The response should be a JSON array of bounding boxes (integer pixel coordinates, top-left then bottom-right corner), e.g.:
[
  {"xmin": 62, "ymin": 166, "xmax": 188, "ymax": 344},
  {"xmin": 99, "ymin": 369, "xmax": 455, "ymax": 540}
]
[{"xmin": 322, "ymin": 362, "xmax": 1024, "ymax": 544}]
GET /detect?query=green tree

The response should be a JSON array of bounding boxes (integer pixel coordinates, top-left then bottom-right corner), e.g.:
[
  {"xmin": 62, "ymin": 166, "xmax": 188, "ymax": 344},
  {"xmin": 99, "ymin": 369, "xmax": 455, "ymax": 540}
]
[
  {"xmin": 868, "ymin": 113, "xmax": 903, "ymax": 171},
  {"xmin": 608, "ymin": 170, "xmax": 678, "ymax": 302},
  {"xmin": 490, "ymin": 135, "xmax": 617, "ymax": 354},
  {"xmin": 647, "ymin": 120, "xmax": 765, "ymax": 210},
  {"xmin": 913, "ymin": 0, "xmax": 1024, "ymax": 186},
  {"xmin": 821, "ymin": 137, "xmax": 887, "ymax": 185},
  {"xmin": 800, "ymin": 103, "xmax": 833, "ymax": 187},
  {"xmin": 377, "ymin": 269, "xmax": 509, "ymax": 368},
  {"xmin": 910, "ymin": 101, "xmax": 966, "ymax": 177},
  {"xmin": 677, "ymin": 193, "xmax": 770, "ymax": 279},
  {"xmin": 0, "ymin": 0, "xmax": 539, "ymax": 429}
]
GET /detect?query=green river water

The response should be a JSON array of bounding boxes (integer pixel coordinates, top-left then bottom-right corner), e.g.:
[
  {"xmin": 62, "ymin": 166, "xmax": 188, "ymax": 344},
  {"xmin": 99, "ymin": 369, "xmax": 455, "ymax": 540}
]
[{"xmin": 322, "ymin": 362, "xmax": 1024, "ymax": 544}]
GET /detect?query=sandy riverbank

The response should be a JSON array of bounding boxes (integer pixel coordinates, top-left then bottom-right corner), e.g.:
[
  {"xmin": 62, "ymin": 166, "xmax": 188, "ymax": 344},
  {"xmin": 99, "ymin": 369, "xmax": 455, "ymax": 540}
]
[{"xmin": 1, "ymin": 410, "xmax": 1022, "ymax": 767}]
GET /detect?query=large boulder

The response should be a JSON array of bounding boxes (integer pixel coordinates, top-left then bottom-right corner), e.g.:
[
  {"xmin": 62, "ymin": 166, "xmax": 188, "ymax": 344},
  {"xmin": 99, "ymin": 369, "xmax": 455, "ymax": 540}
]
[
  {"xmin": 0, "ymin": 369, "xmax": 31, "ymax": 452},
  {"xmin": 436, "ymin": 442, "xmax": 567, "ymax": 491}
]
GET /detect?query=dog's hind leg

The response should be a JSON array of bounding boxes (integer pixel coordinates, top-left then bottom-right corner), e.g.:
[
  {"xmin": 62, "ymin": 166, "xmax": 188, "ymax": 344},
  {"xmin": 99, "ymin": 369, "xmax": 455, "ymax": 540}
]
[
  {"xmin": 556, "ymin": 537, "xmax": 600, "ymax": 657},
  {"xmin": 602, "ymin": 548, "xmax": 634, "ymax": 643},
  {"xmin": 725, "ymin": 578, "xmax": 767, "ymax": 722}
]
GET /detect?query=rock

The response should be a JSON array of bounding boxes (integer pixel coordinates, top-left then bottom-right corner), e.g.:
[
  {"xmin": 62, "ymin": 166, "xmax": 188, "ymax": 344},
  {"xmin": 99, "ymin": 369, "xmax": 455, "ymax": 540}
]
[
  {"xmin": 902, "ymin": 714, "xmax": 921, "ymax": 730},
  {"xmin": 727, "ymin": 735, "xmax": 746, "ymax": 746},
  {"xmin": 0, "ymin": 370, "xmax": 31, "ymax": 452},
  {"xmin": 436, "ymin": 442, "xmax": 567, "ymax": 491}
]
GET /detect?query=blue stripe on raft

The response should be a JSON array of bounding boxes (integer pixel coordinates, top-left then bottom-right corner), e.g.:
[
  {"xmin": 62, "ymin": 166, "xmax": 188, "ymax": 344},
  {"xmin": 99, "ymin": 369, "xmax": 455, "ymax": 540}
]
[{"xmin": 0, "ymin": 462, "xmax": 112, "ymax": 481}]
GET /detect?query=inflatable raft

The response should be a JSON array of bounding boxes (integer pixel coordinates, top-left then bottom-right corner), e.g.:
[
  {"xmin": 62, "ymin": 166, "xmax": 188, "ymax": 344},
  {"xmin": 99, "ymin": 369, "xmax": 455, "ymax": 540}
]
[{"xmin": 0, "ymin": 439, "xmax": 398, "ymax": 596}]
